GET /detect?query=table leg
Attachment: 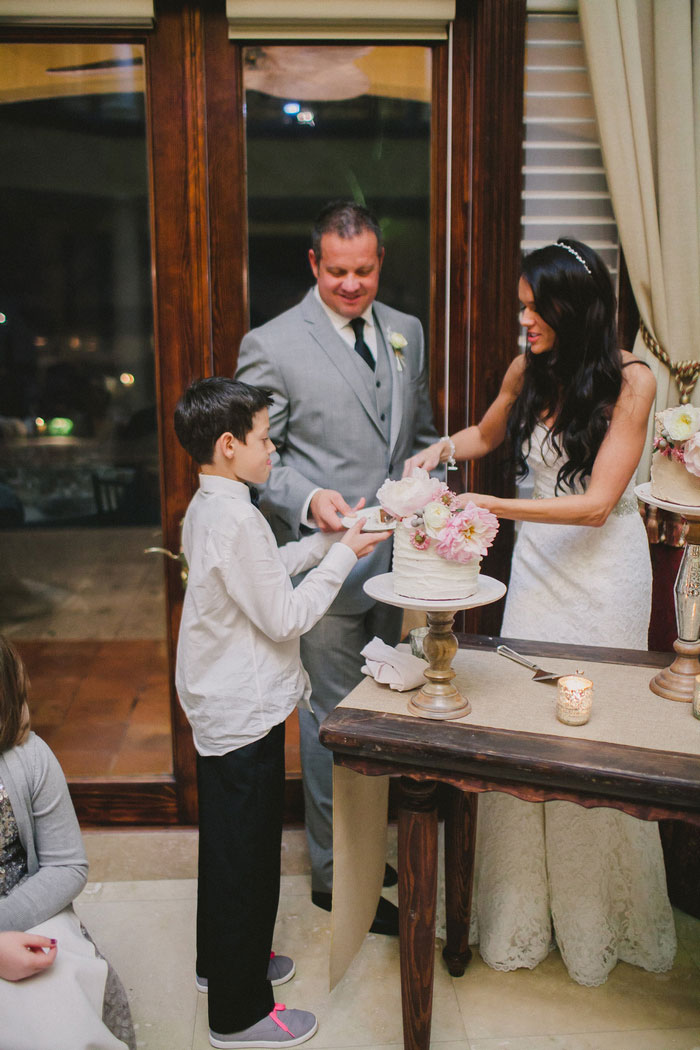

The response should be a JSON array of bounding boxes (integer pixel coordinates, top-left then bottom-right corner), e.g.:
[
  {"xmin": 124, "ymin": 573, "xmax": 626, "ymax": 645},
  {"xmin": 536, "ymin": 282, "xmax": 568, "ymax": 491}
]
[
  {"xmin": 398, "ymin": 777, "xmax": 439, "ymax": 1050},
  {"xmin": 443, "ymin": 787, "xmax": 476, "ymax": 976}
]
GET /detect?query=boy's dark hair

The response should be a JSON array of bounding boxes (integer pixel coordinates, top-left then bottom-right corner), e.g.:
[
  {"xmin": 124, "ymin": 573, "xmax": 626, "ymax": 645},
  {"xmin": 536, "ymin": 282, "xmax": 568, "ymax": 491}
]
[
  {"xmin": 174, "ymin": 377, "xmax": 273, "ymax": 465},
  {"xmin": 311, "ymin": 199, "xmax": 383, "ymax": 260}
]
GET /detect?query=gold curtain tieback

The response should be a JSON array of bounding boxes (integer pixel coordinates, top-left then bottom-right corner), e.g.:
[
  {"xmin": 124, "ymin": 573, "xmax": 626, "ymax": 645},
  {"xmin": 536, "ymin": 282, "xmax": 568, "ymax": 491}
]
[{"xmin": 640, "ymin": 320, "xmax": 700, "ymax": 404}]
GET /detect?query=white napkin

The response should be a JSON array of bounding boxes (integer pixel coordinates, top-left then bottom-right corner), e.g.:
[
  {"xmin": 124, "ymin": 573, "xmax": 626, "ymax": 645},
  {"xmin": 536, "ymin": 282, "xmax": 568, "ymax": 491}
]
[{"xmin": 360, "ymin": 637, "xmax": 428, "ymax": 691}]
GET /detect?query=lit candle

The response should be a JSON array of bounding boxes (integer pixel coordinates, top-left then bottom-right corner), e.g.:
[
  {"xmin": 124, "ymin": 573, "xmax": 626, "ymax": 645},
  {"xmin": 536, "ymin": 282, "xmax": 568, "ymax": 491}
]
[{"xmin": 557, "ymin": 671, "xmax": 593, "ymax": 726}]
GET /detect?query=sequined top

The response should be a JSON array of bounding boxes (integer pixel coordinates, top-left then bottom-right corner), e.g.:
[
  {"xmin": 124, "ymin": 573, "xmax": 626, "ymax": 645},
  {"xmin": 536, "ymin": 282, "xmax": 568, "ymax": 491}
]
[{"xmin": 0, "ymin": 777, "xmax": 28, "ymax": 898}]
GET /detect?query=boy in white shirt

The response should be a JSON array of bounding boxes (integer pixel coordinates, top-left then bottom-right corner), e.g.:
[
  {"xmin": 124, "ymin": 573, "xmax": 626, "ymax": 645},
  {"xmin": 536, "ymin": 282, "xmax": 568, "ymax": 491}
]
[{"xmin": 174, "ymin": 377, "xmax": 389, "ymax": 1049}]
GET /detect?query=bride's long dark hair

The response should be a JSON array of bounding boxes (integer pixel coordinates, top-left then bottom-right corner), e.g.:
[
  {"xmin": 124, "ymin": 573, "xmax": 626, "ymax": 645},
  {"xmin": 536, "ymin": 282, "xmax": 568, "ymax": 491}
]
[{"xmin": 506, "ymin": 237, "xmax": 622, "ymax": 493}]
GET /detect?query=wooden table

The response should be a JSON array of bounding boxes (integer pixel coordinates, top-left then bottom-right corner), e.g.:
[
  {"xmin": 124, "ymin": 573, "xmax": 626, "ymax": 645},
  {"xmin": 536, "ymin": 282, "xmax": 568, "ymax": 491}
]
[{"xmin": 320, "ymin": 636, "xmax": 700, "ymax": 1050}]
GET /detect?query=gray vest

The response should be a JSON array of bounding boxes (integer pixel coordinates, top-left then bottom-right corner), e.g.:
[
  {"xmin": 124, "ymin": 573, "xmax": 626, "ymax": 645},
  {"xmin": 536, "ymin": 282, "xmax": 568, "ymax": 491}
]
[{"xmin": 373, "ymin": 327, "xmax": 393, "ymax": 443}]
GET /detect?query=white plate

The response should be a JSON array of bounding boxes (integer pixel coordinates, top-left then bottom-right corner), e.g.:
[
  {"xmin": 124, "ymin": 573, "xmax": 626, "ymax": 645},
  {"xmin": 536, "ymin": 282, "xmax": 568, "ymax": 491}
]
[
  {"xmin": 340, "ymin": 506, "xmax": 396, "ymax": 532},
  {"xmin": 635, "ymin": 482, "xmax": 700, "ymax": 519},
  {"xmin": 363, "ymin": 572, "xmax": 507, "ymax": 612}
]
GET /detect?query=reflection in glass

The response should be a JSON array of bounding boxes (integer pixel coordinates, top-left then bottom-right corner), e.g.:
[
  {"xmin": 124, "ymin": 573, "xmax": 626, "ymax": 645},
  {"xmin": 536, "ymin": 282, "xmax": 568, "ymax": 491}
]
[
  {"xmin": 0, "ymin": 44, "xmax": 170, "ymax": 777},
  {"xmin": 244, "ymin": 45, "xmax": 432, "ymax": 337}
]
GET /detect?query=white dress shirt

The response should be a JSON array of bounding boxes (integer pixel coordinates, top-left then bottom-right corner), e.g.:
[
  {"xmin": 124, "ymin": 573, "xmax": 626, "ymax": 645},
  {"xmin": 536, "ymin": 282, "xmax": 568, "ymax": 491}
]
[
  {"xmin": 300, "ymin": 287, "xmax": 379, "ymax": 525},
  {"xmin": 314, "ymin": 283, "xmax": 378, "ymax": 361},
  {"xmin": 175, "ymin": 474, "xmax": 357, "ymax": 756}
]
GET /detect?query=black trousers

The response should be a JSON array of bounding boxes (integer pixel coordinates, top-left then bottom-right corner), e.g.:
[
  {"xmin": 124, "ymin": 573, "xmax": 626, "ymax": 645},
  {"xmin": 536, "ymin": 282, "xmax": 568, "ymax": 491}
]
[{"xmin": 196, "ymin": 721, "xmax": 285, "ymax": 1033}]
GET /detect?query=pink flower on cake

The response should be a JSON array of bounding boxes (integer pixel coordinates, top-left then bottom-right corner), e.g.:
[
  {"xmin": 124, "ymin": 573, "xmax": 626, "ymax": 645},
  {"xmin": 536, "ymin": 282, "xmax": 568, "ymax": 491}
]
[
  {"xmin": 410, "ymin": 528, "xmax": 430, "ymax": 550},
  {"xmin": 434, "ymin": 502, "xmax": 499, "ymax": 564},
  {"xmin": 683, "ymin": 433, "xmax": 700, "ymax": 477},
  {"xmin": 376, "ymin": 469, "xmax": 448, "ymax": 519}
]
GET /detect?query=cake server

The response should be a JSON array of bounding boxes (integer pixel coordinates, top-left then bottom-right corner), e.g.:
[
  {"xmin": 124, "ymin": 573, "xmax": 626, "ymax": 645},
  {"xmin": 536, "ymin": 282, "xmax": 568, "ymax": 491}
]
[{"xmin": 496, "ymin": 644, "xmax": 561, "ymax": 683}]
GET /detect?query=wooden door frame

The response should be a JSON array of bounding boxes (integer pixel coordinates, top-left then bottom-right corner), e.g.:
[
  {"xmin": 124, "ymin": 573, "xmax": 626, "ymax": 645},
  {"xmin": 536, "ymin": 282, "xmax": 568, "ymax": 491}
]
[
  {"xmin": 447, "ymin": 0, "xmax": 526, "ymax": 635},
  {"xmin": 0, "ymin": 19, "xmax": 184, "ymax": 824}
]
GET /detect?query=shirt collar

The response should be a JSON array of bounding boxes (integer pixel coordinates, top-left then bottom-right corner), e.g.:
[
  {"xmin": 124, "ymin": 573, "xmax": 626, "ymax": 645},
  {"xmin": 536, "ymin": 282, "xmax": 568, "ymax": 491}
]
[
  {"xmin": 198, "ymin": 474, "xmax": 252, "ymax": 501},
  {"xmin": 314, "ymin": 284, "xmax": 375, "ymax": 333}
]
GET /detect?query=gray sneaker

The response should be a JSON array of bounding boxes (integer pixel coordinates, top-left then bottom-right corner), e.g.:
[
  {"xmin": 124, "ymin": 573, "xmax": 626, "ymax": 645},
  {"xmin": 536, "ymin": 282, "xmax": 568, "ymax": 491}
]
[
  {"xmin": 209, "ymin": 1003, "xmax": 318, "ymax": 1048},
  {"xmin": 197, "ymin": 953, "xmax": 295, "ymax": 992}
]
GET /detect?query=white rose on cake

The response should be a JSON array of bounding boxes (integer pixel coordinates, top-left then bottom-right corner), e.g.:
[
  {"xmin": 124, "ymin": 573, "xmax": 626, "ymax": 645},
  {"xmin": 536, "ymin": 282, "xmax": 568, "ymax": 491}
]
[
  {"xmin": 663, "ymin": 405, "xmax": 700, "ymax": 442},
  {"xmin": 422, "ymin": 499, "xmax": 453, "ymax": 537}
]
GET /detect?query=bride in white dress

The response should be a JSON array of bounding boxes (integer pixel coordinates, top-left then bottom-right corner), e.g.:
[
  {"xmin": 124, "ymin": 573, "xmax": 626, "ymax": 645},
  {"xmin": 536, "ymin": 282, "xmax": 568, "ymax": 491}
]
[{"xmin": 404, "ymin": 238, "xmax": 676, "ymax": 986}]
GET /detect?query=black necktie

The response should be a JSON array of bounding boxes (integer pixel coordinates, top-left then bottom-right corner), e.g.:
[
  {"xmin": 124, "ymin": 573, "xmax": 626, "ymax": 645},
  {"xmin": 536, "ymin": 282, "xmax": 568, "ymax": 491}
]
[
  {"xmin": 248, "ymin": 486, "xmax": 260, "ymax": 508},
  {"xmin": 349, "ymin": 317, "xmax": 375, "ymax": 372}
]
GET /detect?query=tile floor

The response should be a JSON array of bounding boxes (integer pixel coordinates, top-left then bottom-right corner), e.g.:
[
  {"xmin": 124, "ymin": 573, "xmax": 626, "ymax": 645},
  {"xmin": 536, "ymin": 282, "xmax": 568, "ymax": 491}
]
[{"xmin": 77, "ymin": 827, "xmax": 700, "ymax": 1050}]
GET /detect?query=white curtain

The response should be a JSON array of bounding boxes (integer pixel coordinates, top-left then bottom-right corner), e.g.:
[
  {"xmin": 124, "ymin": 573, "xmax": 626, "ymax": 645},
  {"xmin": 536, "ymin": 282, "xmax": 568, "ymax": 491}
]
[{"xmin": 579, "ymin": 0, "xmax": 700, "ymax": 479}]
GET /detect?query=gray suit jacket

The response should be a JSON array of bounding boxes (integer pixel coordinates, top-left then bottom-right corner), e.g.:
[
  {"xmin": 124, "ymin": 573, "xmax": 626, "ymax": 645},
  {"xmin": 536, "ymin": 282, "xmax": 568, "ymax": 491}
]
[{"xmin": 236, "ymin": 288, "xmax": 438, "ymax": 613}]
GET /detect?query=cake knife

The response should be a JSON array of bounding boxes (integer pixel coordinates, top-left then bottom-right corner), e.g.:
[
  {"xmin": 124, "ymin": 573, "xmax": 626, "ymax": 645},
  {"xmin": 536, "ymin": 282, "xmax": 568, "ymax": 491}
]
[{"xmin": 496, "ymin": 644, "xmax": 562, "ymax": 683}]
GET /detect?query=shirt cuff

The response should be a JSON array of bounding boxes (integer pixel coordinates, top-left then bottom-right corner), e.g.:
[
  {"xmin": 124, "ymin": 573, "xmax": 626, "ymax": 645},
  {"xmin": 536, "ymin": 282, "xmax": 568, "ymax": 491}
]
[
  {"xmin": 322, "ymin": 539, "xmax": 358, "ymax": 573},
  {"xmin": 302, "ymin": 488, "xmax": 322, "ymax": 528}
]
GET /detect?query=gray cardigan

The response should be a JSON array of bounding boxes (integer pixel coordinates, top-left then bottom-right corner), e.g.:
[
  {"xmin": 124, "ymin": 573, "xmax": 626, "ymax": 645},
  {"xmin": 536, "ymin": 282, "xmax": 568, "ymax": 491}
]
[{"xmin": 0, "ymin": 732, "xmax": 88, "ymax": 931}]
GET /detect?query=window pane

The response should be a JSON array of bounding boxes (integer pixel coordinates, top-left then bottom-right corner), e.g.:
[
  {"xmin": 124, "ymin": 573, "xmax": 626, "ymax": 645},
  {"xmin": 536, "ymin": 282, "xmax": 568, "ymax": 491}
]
[
  {"xmin": 244, "ymin": 45, "xmax": 432, "ymax": 339},
  {"xmin": 0, "ymin": 43, "xmax": 170, "ymax": 777}
]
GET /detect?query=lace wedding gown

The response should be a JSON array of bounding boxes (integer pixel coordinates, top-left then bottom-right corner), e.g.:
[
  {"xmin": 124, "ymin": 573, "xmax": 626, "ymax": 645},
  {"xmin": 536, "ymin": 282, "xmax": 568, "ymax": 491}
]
[{"xmin": 469, "ymin": 423, "xmax": 677, "ymax": 986}]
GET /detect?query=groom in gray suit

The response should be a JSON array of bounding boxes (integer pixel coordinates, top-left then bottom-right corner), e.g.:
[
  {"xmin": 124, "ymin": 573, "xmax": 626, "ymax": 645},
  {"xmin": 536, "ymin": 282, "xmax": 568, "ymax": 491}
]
[{"xmin": 236, "ymin": 201, "xmax": 438, "ymax": 934}]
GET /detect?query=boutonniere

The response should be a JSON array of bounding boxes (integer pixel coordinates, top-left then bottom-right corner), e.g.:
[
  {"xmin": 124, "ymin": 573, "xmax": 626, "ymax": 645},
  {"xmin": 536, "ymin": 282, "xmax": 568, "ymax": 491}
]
[{"xmin": 388, "ymin": 330, "xmax": 407, "ymax": 372}]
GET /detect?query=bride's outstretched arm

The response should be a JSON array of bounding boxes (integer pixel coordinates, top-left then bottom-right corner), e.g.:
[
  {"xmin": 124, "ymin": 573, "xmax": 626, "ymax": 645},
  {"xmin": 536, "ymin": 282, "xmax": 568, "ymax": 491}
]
[
  {"xmin": 458, "ymin": 361, "xmax": 656, "ymax": 527},
  {"xmin": 403, "ymin": 356, "xmax": 525, "ymax": 475}
]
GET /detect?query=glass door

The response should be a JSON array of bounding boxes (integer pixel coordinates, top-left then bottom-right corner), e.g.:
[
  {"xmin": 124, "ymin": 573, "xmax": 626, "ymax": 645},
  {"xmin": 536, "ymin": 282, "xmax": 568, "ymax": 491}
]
[
  {"xmin": 244, "ymin": 45, "xmax": 433, "ymax": 337},
  {"xmin": 0, "ymin": 43, "xmax": 171, "ymax": 781}
]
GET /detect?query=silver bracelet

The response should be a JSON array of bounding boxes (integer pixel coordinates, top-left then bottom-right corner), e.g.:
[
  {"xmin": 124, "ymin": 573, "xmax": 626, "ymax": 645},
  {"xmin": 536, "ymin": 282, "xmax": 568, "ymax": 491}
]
[{"xmin": 441, "ymin": 435, "xmax": 457, "ymax": 470}]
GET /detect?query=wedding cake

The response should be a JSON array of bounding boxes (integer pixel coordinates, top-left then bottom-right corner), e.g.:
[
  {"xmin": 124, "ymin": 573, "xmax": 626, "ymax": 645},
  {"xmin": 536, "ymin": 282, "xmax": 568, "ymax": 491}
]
[
  {"xmin": 376, "ymin": 470, "xmax": 499, "ymax": 601},
  {"xmin": 650, "ymin": 405, "xmax": 700, "ymax": 507}
]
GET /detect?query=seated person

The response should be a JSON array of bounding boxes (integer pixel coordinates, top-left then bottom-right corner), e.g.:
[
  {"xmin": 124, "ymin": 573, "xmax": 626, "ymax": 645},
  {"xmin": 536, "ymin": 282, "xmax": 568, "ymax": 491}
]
[{"xmin": 0, "ymin": 634, "xmax": 135, "ymax": 1050}]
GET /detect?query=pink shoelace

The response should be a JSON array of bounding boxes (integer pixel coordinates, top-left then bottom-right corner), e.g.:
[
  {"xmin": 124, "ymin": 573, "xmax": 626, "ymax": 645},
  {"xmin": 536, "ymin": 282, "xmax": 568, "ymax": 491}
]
[{"xmin": 269, "ymin": 1004, "xmax": 292, "ymax": 1035}]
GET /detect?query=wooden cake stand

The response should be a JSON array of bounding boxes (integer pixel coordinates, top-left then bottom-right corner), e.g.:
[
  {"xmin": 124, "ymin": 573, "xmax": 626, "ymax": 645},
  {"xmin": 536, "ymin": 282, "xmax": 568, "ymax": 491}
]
[
  {"xmin": 636, "ymin": 482, "xmax": 700, "ymax": 701},
  {"xmin": 363, "ymin": 572, "xmax": 507, "ymax": 719}
]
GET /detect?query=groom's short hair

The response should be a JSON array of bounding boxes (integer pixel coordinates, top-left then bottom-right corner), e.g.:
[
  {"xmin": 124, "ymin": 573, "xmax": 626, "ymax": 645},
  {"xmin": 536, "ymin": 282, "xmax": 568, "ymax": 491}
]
[{"xmin": 311, "ymin": 200, "xmax": 383, "ymax": 260}]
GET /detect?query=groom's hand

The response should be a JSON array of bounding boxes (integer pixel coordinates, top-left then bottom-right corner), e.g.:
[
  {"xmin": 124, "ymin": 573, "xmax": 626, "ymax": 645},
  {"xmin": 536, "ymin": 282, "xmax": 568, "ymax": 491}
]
[{"xmin": 310, "ymin": 490, "xmax": 365, "ymax": 532}]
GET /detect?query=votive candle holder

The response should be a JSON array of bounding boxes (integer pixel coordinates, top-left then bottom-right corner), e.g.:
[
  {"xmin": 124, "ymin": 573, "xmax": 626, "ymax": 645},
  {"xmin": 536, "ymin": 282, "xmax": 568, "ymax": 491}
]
[{"xmin": 557, "ymin": 672, "xmax": 593, "ymax": 726}]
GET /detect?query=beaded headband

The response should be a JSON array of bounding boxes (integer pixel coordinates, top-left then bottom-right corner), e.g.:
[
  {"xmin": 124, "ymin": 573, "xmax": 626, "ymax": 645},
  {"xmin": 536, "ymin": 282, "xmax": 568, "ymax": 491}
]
[{"xmin": 557, "ymin": 242, "xmax": 592, "ymax": 275}]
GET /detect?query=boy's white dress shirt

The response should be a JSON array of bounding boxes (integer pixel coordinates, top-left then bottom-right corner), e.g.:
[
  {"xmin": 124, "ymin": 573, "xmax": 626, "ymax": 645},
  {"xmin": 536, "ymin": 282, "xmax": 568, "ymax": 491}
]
[{"xmin": 176, "ymin": 474, "xmax": 357, "ymax": 756}]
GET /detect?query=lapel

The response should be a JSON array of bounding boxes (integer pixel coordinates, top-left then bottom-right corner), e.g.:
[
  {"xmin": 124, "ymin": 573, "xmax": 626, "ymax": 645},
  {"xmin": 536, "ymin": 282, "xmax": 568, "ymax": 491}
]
[
  {"xmin": 373, "ymin": 303, "xmax": 405, "ymax": 454},
  {"xmin": 301, "ymin": 290, "xmax": 385, "ymax": 439}
]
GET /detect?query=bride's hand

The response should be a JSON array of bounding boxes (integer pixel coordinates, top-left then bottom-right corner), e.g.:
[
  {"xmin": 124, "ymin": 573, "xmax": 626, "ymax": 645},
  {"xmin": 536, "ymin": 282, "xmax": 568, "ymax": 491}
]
[
  {"xmin": 456, "ymin": 491, "xmax": 491, "ymax": 510},
  {"xmin": 403, "ymin": 442, "xmax": 443, "ymax": 477}
]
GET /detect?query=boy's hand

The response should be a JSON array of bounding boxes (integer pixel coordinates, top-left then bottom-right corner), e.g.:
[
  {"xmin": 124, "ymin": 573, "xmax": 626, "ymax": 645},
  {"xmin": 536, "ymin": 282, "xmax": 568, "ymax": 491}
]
[{"xmin": 340, "ymin": 519, "xmax": 392, "ymax": 559}]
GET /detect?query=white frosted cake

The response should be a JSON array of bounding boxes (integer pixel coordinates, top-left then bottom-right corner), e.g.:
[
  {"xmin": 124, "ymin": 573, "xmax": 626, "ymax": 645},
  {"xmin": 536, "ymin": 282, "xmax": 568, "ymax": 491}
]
[
  {"xmin": 376, "ymin": 470, "xmax": 499, "ymax": 603},
  {"xmin": 392, "ymin": 523, "xmax": 481, "ymax": 600},
  {"xmin": 650, "ymin": 453, "xmax": 700, "ymax": 506},
  {"xmin": 650, "ymin": 405, "xmax": 700, "ymax": 507}
]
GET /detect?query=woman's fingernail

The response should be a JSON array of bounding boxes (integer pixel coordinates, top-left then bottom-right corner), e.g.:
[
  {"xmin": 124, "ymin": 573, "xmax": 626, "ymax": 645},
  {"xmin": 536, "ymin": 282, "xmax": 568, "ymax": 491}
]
[{"xmin": 50, "ymin": 939, "xmax": 57, "ymax": 946}]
